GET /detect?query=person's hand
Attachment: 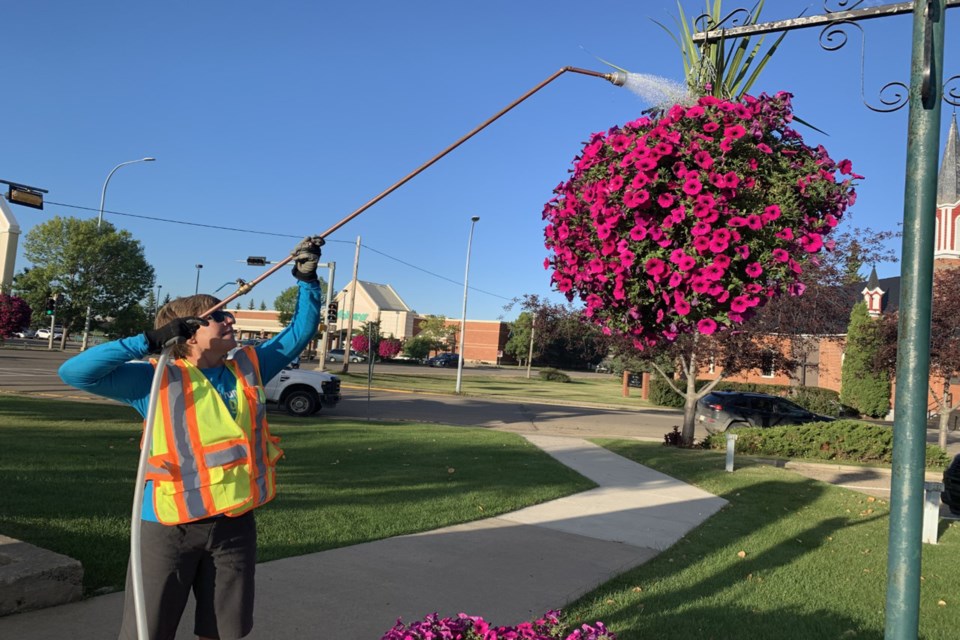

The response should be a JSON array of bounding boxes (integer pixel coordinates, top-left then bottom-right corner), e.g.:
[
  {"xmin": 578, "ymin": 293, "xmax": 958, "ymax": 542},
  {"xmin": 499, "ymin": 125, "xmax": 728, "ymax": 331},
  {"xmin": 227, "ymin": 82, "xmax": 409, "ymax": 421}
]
[
  {"xmin": 291, "ymin": 235, "xmax": 325, "ymax": 282},
  {"xmin": 144, "ymin": 317, "xmax": 207, "ymax": 354}
]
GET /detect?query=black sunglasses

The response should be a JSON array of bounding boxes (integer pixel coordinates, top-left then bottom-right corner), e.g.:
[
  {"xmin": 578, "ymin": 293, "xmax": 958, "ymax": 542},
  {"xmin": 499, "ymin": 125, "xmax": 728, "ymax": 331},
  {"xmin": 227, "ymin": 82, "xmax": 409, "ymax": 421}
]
[{"xmin": 205, "ymin": 310, "xmax": 235, "ymax": 323}]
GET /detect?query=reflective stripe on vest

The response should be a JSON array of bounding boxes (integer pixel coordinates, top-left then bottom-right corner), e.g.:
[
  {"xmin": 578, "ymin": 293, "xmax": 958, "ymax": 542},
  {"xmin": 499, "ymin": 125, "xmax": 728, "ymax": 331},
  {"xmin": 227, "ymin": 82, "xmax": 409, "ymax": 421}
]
[
  {"xmin": 145, "ymin": 347, "xmax": 282, "ymax": 524},
  {"xmin": 227, "ymin": 348, "xmax": 283, "ymax": 511}
]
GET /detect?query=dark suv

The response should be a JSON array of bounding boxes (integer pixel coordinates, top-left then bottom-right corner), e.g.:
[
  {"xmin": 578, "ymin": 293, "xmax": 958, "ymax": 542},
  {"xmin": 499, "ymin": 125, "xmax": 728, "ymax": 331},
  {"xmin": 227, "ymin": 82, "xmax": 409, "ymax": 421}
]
[
  {"xmin": 426, "ymin": 353, "xmax": 460, "ymax": 367},
  {"xmin": 696, "ymin": 391, "xmax": 834, "ymax": 434}
]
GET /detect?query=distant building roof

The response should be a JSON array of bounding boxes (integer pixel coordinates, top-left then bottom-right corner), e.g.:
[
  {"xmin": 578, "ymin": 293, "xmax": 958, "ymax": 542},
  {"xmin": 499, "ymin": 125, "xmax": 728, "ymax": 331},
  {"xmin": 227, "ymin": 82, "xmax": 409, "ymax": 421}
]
[
  {"xmin": 340, "ymin": 280, "xmax": 412, "ymax": 312},
  {"xmin": 939, "ymin": 114, "xmax": 960, "ymax": 205}
]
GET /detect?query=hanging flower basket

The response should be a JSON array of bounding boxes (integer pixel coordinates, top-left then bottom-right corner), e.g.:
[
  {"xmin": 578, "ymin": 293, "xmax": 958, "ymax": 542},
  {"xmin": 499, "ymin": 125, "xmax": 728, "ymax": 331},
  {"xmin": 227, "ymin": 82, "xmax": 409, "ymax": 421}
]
[{"xmin": 543, "ymin": 91, "xmax": 860, "ymax": 349}]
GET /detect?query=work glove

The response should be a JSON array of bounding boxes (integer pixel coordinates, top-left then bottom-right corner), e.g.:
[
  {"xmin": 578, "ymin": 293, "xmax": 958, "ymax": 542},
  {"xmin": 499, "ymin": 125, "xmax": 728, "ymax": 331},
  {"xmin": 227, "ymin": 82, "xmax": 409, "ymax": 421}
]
[
  {"xmin": 144, "ymin": 317, "xmax": 207, "ymax": 354},
  {"xmin": 291, "ymin": 235, "xmax": 325, "ymax": 282}
]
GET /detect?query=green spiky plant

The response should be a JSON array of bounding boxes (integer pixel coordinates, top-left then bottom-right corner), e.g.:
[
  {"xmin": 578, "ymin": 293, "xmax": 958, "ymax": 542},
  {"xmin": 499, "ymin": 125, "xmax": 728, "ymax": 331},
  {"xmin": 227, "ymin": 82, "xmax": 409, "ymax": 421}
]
[{"xmin": 654, "ymin": 0, "xmax": 789, "ymax": 100}]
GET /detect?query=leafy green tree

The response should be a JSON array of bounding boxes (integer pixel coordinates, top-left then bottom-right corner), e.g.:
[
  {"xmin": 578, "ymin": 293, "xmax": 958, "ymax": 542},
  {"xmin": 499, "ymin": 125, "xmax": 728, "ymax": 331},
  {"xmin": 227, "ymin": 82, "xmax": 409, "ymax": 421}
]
[
  {"xmin": 403, "ymin": 335, "xmax": 433, "ymax": 361},
  {"xmin": 504, "ymin": 312, "xmax": 535, "ymax": 365},
  {"xmin": 840, "ymin": 302, "xmax": 890, "ymax": 418},
  {"xmin": 107, "ymin": 301, "xmax": 153, "ymax": 339},
  {"xmin": 504, "ymin": 295, "xmax": 609, "ymax": 370},
  {"xmin": 274, "ymin": 280, "xmax": 326, "ymax": 327},
  {"xmin": 15, "ymin": 217, "xmax": 154, "ymax": 339},
  {"xmin": 415, "ymin": 315, "xmax": 457, "ymax": 353}
]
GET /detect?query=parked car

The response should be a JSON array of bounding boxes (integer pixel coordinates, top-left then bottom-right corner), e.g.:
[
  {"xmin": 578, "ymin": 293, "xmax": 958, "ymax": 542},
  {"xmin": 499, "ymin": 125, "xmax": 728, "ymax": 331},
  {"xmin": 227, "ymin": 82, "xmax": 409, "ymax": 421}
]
[
  {"xmin": 696, "ymin": 391, "xmax": 835, "ymax": 434},
  {"xmin": 326, "ymin": 348, "xmax": 366, "ymax": 363},
  {"xmin": 426, "ymin": 353, "xmax": 460, "ymax": 368},
  {"xmin": 263, "ymin": 364, "xmax": 341, "ymax": 416},
  {"xmin": 13, "ymin": 328, "xmax": 36, "ymax": 339},
  {"xmin": 36, "ymin": 327, "xmax": 64, "ymax": 340}
]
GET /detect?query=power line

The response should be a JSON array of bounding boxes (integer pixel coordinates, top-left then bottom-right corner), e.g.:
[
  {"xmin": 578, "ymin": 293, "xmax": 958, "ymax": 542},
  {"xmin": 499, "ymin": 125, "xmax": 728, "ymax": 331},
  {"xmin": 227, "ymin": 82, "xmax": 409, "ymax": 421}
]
[{"xmin": 42, "ymin": 199, "xmax": 513, "ymax": 301}]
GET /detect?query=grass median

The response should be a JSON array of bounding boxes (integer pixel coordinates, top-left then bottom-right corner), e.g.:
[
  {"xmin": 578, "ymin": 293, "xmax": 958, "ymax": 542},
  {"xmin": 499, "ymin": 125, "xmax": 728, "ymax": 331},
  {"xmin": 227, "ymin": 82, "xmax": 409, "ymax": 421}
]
[
  {"xmin": 334, "ymin": 367, "xmax": 652, "ymax": 407},
  {"xmin": 567, "ymin": 441, "xmax": 960, "ymax": 640},
  {"xmin": 0, "ymin": 395, "xmax": 594, "ymax": 596}
]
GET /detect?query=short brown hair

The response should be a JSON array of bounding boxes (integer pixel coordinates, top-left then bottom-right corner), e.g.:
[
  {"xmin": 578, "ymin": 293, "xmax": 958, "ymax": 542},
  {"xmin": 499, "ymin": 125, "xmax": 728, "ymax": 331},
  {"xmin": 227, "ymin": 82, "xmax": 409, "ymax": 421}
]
[{"xmin": 155, "ymin": 294, "xmax": 221, "ymax": 359}]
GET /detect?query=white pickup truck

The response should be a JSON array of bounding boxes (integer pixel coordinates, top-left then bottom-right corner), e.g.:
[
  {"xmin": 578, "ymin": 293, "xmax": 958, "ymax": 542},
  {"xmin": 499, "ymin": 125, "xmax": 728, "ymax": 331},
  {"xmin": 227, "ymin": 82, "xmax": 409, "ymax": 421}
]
[{"xmin": 263, "ymin": 366, "xmax": 342, "ymax": 417}]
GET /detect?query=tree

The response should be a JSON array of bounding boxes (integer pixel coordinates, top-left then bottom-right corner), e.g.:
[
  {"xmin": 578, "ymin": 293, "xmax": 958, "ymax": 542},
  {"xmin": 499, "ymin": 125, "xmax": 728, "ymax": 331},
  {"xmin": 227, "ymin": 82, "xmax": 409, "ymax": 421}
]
[
  {"xmin": 403, "ymin": 335, "xmax": 434, "ymax": 361},
  {"xmin": 259, "ymin": 301, "xmax": 267, "ymax": 311},
  {"xmin": 247, "ymin": 299, "xmax": 256, "ymax": 310},
  {"xmin": 415, "ymin": 315, "xmax": 457, "ymax": 353},
  {"xmin": 379, "ymin": 338, "xmax": 402, "ymax": 359},
  {"xmin": 274, "ymin": 280, "xmax": 327, "ymax": 327},
  {"xmin": 505, "ymin": 295, "xmax": 609, "ymax": 370},
  {"xmin": 0, "ymin": 293, "xmax": 31, "ymax": 339},
  {"xmin": 15, "ymin": 217, "xmax": 154, "ymax": 341},
  {"xmin": 504, "ymin": 312, "xmax": 535, "ymax": 365},
  {"xmin": 840, "ymin": 302, "xmax": 890, "ymax": 418},
  {"xmin": 351, "ymin": 320, "xmax": 381, "ymax": 358}
]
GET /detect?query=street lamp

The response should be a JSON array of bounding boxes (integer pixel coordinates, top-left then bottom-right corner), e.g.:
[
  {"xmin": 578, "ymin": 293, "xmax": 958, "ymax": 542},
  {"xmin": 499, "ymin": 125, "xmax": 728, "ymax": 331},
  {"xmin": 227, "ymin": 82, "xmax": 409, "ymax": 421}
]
[
  {"xmin": 80, "ymin": 157, "xmax": 156, "ymax": 351},
  {"xmin": 154, "ymin": 284, "xmax": 162, "ymax": 316},
  {"xmin": 455, "ymin": 216, "xmax": 480, "ymax": 394},
  {"xmin": 194, "ymin": 264, "xmax": 203, "ymax": 294}
]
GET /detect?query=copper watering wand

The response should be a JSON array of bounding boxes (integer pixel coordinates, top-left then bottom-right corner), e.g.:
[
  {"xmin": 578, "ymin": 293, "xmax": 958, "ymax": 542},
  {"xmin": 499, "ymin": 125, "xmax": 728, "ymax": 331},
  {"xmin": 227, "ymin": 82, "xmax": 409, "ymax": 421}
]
[{"xmin": 199, "ymin": 66, "xmax": 626, "ymax": 317}]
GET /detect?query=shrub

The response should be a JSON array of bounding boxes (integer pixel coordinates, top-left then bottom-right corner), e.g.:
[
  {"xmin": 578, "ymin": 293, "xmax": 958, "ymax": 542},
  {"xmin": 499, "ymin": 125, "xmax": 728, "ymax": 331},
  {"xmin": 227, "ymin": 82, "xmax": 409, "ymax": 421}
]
[
  {"xmin": 539, "ymin": 368, "xmax": 571, "ymax": 383},
  {"xmin": 703, "ymin": 420, "xmax": 949, "ymax": 469},
  {"xmin": 663, "ymin": 426, "xmax": 683, "ymax": 447},
  {"xmin": 649, "ymin": 375, "xmax": 684, "ymax": 408}
]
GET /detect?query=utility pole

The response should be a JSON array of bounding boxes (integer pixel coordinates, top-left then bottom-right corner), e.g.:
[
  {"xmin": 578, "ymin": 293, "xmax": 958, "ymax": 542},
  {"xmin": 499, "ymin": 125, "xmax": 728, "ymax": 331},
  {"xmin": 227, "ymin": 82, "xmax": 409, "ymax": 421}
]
[{"xmin": 342, "ymin": 236, "xmax": 361, "ymax": 374}]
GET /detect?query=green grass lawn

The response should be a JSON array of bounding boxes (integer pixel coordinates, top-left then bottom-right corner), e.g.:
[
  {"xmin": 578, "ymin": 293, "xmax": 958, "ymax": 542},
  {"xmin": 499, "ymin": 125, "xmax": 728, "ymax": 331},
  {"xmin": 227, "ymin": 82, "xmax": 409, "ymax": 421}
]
[
  {"xmin": 0, "ymin": 396, "xmax": 594, "ymax": 596},
  {"xmin": 335, "ymin": 369, "xmax": 652, "ymax": 408},
  {"xmin": 567, "ymin": 441, "xmax": 960, "ymax": 640}
]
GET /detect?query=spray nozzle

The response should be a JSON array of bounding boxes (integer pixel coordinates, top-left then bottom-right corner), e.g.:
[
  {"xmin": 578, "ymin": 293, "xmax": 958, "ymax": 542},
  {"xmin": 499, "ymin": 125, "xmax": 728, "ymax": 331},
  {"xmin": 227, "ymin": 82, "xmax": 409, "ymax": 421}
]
[{"xmin": 606, "ymin": 71, "xmax": 627, "ymax": 87}]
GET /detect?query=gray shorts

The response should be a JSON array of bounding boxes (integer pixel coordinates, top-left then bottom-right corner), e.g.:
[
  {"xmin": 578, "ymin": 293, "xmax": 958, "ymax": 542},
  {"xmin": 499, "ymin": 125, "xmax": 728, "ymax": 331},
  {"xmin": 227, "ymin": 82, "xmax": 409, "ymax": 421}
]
[{"xmin": 118, "ymin": 511, "xmax": 256, "ymax": 640}]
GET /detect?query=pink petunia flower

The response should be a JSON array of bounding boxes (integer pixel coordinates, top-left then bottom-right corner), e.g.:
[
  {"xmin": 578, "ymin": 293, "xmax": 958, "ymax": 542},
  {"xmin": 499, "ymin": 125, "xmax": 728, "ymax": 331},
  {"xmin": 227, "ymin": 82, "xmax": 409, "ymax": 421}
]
[
  {"xmin": 745, "ymin": 262, "xmax": 763, "ymax": 278},
  {"xmin": 683, "ymin": 177, "xmax": 703, "ymax": 195},
  {"xmin": 644, "ymin": 257, "xmax": 667, "ymax": 277},
  {"xmin": 772, "ymin": 248, "xmax": 790, "ymax": 262},
  {"xmin": 657, "ymin": 193, "xmax": 676, "ymax": 208},
  {"xmin": 697, "ymin": 318, "xmax": 718, "ymax": 335}
]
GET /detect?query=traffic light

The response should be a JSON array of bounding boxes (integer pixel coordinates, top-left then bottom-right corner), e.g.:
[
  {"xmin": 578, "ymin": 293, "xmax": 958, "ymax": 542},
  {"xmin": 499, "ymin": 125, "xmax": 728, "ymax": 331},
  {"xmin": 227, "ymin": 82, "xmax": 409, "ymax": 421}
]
[
  {"xmin": 326, "ymin": 301, "xmax": 338, "ymax": 325},
  {"xmin": 44, "ymin": 297, "xmax": 56, "ymax": 316}
]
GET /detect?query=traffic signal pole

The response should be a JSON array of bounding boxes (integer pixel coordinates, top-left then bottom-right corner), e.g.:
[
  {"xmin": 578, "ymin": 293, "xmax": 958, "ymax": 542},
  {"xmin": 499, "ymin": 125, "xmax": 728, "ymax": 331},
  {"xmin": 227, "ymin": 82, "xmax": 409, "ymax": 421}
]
[{"xmin": 318, "ymin": 262, "xmax": 336, "ymax": 366}]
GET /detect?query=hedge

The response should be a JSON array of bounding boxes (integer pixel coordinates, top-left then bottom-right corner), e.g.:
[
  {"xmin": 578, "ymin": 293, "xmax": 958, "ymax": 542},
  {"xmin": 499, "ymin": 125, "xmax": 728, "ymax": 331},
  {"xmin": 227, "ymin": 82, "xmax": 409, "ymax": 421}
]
[{"xmin": 702, "ymin": 419, "xmax": 949, "ymax": 469}]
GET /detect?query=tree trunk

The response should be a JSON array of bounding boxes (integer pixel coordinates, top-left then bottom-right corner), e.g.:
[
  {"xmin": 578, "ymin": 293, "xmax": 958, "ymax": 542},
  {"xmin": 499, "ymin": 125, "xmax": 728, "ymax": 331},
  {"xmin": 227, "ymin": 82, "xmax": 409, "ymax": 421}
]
[
  {"xmin": 682, "ymin": 393, "xmax": 698, "ymax": 446},
  {"xmin": 939, "ymin": 407, "xmax": 950, "ymax": 451}
]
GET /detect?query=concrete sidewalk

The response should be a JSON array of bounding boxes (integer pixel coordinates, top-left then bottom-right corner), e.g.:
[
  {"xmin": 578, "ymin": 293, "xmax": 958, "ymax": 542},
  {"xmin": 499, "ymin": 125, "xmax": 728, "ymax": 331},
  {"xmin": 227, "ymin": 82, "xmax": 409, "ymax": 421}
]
[{"xmin": 0, "ymin": 435, "xmax": 727, "ymax": 640}]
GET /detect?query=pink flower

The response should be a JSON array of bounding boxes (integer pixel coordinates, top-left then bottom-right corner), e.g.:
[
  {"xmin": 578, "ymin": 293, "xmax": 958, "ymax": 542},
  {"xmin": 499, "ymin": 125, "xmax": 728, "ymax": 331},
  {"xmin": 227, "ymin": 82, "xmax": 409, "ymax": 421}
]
[
  {"xmin": 697, "ymin": 318, "xmax": 718, "ymax": 335},
  {"xmin": 762, "ymin": 204, "xmax": 781, "ymax": 222},
  {"xmin": 772, "ymin": 248, "xmax": 790, "ymax": 262},
  {"xmin": 746, "ymin": 215, "xmax": 762, "ymax": 230},
  {"xmin": 644, "ymin": 257, "xmax": 667, "ymax": 277},
  {"xmin": 694, "ymin": 150, "xmax": 714, "ymax": 169},
  {"xmin": 745, "ymin": 262, "xmax": 763, "ymax": 277},
  {"xmin": 724, "ymin": 125, "xmax": 746, "ymax": 140},
  {"xmin": 682, "ymin": 177, "xmax": 703, "ymax": 195},
  {"xmin": 657, "ymin": 193, "xmax": 676, "ymax": 208},
  {"xmin": 774, "ymin": 227, "xmax": 794, "ymax": 241},
  {"xmin": 674, "ymin": 296, "xmax": 691, "ymax": 316},
  {"xmin": 730, "ymin": 296, "xmax": 751, "ymax": 313},
  {"xmin": 799, "ymin": 233, "xmax": 824, "ymax": 253},
  {"xmin": 734, "ymin": 245, "xmax": 750, "ymax": 259}
]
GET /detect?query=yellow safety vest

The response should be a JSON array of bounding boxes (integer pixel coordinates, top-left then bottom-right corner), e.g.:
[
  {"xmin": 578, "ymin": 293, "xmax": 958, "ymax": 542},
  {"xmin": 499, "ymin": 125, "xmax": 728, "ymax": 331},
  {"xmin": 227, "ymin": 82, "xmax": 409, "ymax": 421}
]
[{"xmin": 145, "ymin": 347, "xmax": 283, "ymax": 524}]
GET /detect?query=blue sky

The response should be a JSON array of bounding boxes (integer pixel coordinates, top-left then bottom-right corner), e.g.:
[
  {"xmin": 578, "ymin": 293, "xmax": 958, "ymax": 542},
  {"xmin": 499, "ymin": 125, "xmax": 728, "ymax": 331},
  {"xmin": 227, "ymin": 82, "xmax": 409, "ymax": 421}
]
[{"xmin": 3, "ymin": 1, "xmax": 957, "ymax": 322}]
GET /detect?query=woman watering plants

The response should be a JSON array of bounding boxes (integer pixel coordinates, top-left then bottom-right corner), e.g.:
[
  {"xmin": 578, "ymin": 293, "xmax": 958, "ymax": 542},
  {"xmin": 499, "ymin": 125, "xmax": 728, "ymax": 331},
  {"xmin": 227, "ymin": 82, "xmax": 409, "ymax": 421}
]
[{"xmin": 59, "ymin": 236, "xmax": 325, "ymax": 640}]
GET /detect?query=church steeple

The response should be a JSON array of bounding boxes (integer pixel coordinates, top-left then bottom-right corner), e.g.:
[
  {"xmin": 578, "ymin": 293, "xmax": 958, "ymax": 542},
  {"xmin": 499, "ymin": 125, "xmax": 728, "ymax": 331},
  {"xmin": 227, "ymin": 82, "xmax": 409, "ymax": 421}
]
[
  {"xmin": 940, "ymin": 113, "xmax": 960, "ymax": 206},
  {"xmin": 862, "ymin": 265, "xmax": 885, "ymax": 317},
  {"xmin": 934, "ymin": 114, "xmax": 960, "ymax": 264}
]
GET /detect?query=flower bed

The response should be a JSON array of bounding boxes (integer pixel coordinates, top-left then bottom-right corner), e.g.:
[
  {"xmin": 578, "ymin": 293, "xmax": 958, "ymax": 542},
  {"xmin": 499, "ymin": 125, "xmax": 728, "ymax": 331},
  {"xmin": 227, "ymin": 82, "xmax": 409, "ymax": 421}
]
[{"xmin": 381, "ymin": 610, "xmax": 615, "ymax": 640}]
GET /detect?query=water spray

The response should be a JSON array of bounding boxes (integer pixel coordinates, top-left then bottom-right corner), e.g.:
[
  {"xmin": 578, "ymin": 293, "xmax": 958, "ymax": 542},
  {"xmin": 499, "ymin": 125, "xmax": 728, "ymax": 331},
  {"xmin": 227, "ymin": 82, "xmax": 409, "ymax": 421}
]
[{"xmin": 130, "ymin": 65, "xmax": 625, "ymax": 639}]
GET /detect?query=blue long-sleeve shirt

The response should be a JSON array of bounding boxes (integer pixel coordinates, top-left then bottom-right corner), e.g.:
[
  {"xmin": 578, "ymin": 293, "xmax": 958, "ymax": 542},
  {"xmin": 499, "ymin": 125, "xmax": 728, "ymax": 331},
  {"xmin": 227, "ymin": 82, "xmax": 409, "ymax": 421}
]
[{"xmin": 59, "ymin": 280, "xmax": 322, "ymax": 520}]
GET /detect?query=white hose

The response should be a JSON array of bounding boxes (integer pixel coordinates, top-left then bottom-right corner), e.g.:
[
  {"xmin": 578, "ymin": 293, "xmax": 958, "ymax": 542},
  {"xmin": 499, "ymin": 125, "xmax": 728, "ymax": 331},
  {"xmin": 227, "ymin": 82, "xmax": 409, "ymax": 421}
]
[{"xmin": 131, "ymin": 345, "xmax": 173, "ymax": 640}]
